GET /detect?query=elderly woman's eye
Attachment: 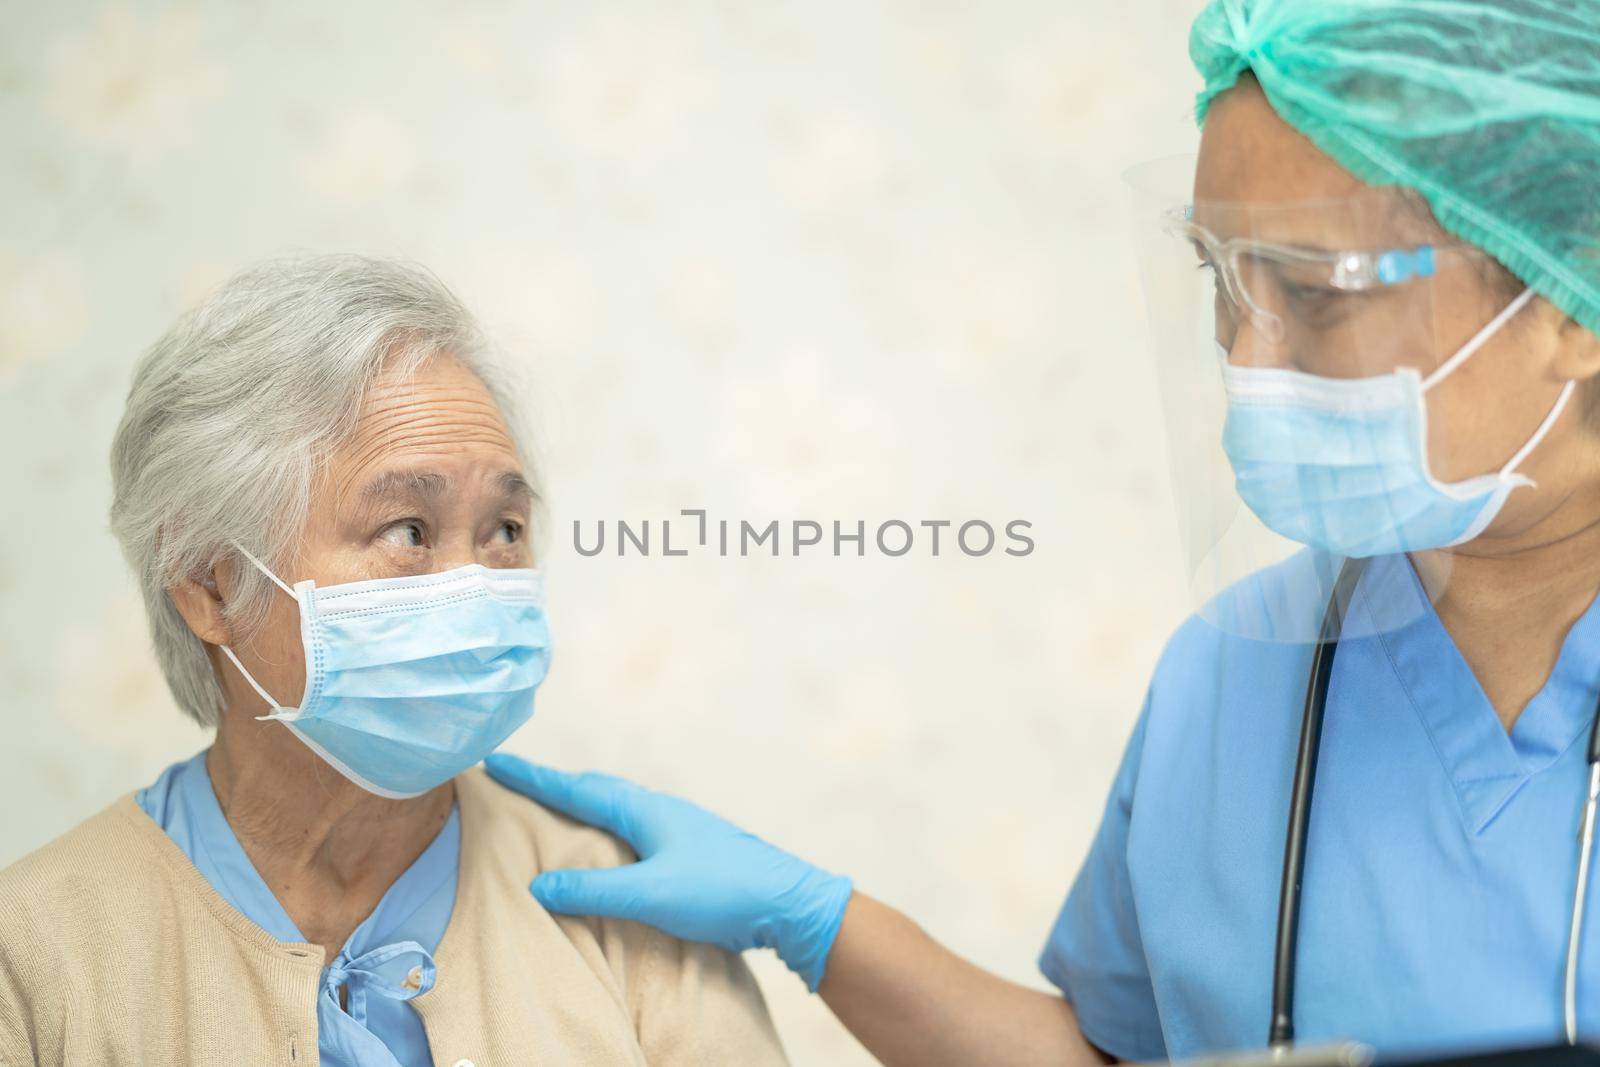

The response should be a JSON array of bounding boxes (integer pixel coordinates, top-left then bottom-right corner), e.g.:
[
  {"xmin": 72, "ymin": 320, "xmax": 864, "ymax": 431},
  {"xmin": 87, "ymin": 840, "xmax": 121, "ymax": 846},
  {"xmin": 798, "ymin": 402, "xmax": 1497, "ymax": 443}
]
[
  {"xmin": 379, "ymin": 520, "xmax": 429, "ymax": 548},
  {"xmin": 496, "ymin": 520, "xmax": 523, "ymax": 544}
]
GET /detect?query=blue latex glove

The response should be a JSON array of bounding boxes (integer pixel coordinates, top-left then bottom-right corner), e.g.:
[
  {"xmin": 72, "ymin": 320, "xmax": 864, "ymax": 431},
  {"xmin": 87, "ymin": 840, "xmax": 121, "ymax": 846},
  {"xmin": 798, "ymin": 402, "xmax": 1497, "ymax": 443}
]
[{"xmin": 482, "ymin": 753, "xmax": 854, "ymax": 992}]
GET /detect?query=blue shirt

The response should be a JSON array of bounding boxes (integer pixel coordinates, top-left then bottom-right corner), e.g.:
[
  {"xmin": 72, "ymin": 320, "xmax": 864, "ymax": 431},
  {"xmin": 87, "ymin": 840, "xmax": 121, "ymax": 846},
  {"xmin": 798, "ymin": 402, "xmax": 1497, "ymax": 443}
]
[
  {"xmin": 137, "ymin": 750, "xmax": 459, "ymax": 1067},
  {"xmin": 1041, "ymin": 550, "xmax": 1600, "ymax": 1062}
]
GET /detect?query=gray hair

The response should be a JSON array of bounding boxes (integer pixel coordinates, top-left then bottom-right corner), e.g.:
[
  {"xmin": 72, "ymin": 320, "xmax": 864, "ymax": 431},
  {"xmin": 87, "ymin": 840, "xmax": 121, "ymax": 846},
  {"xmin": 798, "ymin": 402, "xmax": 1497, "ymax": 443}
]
[{"xmin": 110, "ymin": 252, "xmax": 539, "ymax": 727}]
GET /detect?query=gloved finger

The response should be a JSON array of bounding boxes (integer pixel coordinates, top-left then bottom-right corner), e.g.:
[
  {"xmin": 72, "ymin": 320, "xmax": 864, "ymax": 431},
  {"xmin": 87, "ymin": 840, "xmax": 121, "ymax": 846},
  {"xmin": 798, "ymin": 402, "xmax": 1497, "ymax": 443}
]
[
  {"xmin": 483, "ymin": 753, "xmax": 639, "ymax": 839},
  {"xmin": 530, "ymin": 862, "xmax": 663, "ymax": 923}
]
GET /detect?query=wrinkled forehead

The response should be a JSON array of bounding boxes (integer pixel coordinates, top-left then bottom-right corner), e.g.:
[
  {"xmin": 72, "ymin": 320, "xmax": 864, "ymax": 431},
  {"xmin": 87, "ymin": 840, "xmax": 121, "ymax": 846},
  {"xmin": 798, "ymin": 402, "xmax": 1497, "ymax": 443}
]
[{"xmin": 316, "ymin": 352, "xmax": 527, "ymax": 504}]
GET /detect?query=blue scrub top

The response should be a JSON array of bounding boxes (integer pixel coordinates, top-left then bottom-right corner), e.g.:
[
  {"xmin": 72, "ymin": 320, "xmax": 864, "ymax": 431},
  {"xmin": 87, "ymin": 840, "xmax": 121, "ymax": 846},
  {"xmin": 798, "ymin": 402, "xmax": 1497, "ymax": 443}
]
[
  {"xmin": 137, "ymin": 750, "xmax": 459, "ymax": 1067},
  {"xmin": 1041, "ymin": 550, "xmax": 1600, "ymax": 1062}
]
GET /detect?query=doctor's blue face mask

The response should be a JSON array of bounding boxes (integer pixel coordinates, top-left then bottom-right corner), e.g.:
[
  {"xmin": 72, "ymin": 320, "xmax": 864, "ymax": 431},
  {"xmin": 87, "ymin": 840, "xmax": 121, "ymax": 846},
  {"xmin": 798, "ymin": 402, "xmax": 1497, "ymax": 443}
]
[
  {"xmin": 1220, "ymin": 286, "xmax": 1577, "ymax": 559},
  {"xmin": 217, "ymin": 544, "xmax": 552, "ymax": 799}
]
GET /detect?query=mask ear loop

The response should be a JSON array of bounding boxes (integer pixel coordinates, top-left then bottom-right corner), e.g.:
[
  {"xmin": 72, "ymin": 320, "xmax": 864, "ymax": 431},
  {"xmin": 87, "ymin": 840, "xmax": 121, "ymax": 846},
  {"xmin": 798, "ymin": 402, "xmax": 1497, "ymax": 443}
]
[
  {"xmin": 219, "ymin": 542, "xmax": 303, "ymax": 722},
  {"xmin": 1421, "ymin": 286, "xmax": 1538, "ymax": 392},
  {"xmin": 1497, "ymin": 378, "xmax": 1575, "ymax": 484},
  {"xmin": 217, "ymin": 645, "xmax": 298, "ymax": 721},
  {"xmin": 231, "ymin": 542, "xmax": 297, "ymax": 599},
  {"xmin": 1419, "ymin": 287, "xmax": 1575, "ymax": 486}
]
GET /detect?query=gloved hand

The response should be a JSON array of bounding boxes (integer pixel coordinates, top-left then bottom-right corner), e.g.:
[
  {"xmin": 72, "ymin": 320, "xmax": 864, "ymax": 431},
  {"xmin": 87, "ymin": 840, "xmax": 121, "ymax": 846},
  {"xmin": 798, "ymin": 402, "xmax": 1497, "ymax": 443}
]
[{"xmin": 483, "ymin": 753, "xmax": 854, "ymax": 992}]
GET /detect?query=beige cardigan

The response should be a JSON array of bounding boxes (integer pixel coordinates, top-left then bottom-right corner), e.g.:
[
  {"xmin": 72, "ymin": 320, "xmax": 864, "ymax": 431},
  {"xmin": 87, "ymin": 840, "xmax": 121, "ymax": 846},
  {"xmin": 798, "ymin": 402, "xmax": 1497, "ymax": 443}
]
[{"xmin": 0, "ymin": 766, "xmax": 790, "ymax": 1066}]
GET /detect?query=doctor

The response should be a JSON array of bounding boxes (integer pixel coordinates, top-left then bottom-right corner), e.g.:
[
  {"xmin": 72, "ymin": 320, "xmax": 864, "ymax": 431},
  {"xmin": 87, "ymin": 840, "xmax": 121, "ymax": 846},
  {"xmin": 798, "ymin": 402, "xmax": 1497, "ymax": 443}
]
[{"xmin": 488, "ymin": 1, "xmax": 1600, "ymax": 1062}]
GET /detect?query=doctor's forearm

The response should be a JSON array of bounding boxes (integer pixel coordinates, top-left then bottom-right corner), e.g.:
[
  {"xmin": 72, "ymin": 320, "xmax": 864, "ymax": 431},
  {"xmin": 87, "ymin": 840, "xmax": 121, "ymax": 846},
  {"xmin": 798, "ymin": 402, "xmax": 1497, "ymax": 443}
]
[{"xmin": 817, "ymin": 892, "xmax": 1116, "ymax": 1067}]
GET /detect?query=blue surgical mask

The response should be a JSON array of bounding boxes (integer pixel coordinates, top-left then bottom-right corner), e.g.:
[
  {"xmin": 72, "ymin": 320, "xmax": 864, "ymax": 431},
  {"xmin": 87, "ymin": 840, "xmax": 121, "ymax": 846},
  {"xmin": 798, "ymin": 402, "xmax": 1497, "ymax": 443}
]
[
  {"xmin": 219, "ymin": 545, "xmax": 552, "ymax": 798},
  {"xmin": 1220, "ymin": 287, "xmax": 1575, "ymax": 558}
]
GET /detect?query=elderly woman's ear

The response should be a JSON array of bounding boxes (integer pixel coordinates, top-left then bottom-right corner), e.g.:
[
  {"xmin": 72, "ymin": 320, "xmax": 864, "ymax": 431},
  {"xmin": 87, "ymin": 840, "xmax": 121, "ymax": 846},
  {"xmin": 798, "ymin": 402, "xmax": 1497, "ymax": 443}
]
[{"xmin": 168, "ymin": 564, "xmax": 233, "ymax": 647}]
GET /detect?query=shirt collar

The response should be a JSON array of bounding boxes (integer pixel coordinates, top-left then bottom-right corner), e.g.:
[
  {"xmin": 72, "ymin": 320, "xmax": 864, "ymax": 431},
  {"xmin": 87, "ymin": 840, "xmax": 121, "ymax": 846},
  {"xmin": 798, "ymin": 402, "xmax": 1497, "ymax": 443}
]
[{"xmin": 1358, "ymin": 553, "xmax": 1600, "ymax": 834}]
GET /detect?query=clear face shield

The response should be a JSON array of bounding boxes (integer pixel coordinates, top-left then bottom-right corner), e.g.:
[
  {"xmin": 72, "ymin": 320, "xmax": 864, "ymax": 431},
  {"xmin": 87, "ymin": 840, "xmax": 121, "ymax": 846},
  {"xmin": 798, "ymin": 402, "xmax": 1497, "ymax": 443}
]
[{"xmin": 1125, "ymin": 154, "xmax": 1565, "ymax": 643}]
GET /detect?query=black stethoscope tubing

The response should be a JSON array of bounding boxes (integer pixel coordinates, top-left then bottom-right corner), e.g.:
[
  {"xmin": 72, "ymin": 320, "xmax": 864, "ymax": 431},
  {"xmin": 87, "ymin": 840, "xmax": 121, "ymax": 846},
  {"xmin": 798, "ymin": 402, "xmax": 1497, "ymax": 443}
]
[{"xmin": 1269, "ymin": 555, "xmax": 1369, "ymax": 1049}]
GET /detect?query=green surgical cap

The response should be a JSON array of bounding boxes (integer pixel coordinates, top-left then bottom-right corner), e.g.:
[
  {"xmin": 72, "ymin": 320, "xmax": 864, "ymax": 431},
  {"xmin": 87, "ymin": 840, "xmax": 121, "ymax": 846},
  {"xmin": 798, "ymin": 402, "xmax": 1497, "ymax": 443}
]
[{"xmin": 1188, "ymin": 0, "xmax": 1600, "ymax": 337}]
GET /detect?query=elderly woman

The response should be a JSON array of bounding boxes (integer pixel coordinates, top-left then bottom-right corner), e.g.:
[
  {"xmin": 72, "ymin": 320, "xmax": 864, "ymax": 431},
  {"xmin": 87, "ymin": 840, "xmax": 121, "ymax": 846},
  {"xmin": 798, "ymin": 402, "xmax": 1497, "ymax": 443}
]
[{"xmin": 0, "ymin": 255, "xmax": 787, "ymax": 1067}]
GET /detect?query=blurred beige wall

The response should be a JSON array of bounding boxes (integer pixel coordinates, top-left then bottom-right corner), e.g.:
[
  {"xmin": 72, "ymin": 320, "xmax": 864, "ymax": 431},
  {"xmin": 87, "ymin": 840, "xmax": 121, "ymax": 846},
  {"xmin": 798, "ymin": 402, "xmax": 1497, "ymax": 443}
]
[{"xmin": 0, "ymin": 1, "xmax": 1205, "ymax": 1062}]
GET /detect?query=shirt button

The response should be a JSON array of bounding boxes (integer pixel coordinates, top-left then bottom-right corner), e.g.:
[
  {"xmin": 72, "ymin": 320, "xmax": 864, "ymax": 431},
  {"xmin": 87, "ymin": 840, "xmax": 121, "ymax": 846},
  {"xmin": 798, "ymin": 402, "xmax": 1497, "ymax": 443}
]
[{"xmin": 453, "ymin": 1060, "xmax": 475, "ymax": 1067}]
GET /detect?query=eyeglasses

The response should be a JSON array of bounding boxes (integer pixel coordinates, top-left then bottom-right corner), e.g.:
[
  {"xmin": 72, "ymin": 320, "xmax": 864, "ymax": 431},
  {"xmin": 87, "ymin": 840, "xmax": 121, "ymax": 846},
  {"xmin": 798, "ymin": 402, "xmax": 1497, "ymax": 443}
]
[{"xmin": 1161, "ymin": 205, "xmax": 1470, "ymax": 341}]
